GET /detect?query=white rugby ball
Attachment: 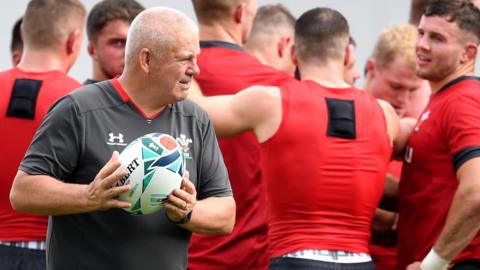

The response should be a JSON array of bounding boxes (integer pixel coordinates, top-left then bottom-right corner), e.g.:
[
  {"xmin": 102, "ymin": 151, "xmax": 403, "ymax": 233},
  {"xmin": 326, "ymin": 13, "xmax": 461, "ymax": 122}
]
[{"xmin": 116, "ymin": 133, "xmax": 184, "ymax": 215}]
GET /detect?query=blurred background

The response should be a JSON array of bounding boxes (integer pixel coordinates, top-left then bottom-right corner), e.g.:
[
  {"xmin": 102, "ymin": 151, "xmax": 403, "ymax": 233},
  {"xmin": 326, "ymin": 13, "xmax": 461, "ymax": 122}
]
[{"xmin": 0, "ymin": 0, "xmax": 414, "ymax": 86}]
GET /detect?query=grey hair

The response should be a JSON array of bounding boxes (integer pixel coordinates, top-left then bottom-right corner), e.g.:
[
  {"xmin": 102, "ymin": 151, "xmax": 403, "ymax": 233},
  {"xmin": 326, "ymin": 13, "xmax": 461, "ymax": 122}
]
[{"xmin": 125, "ymin": 7, "xmax": 198, "ymax": 65}]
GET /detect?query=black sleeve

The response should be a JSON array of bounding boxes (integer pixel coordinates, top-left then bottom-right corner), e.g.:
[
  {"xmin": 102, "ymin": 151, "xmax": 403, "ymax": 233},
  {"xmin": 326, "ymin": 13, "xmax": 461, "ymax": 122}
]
[
  {"xmin": 196, "ymin": 118, "xmax": 232, "ymax": 200},
  {"xmin": 19, "ymin": 95, "xmax": 84, "ymax": 182}
]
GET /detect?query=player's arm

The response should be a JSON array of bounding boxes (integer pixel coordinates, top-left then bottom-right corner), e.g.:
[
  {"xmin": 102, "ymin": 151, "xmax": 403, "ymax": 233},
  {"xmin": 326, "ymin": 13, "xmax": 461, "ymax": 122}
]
[
  {"xmin": 424, "ymin": 157, "xmax": 480, "ymax": 268},
  {"xmin": 410, "ymin": 96, "xmax": 480, "ymax": 270},
  {"xmin": 164, "ymin": 172, "xmax": 235, "ymax": 235},
  {"xmin": 378, "ymin": 173, "xmax": 399, "ymax": 211},
  {"xmin": 377, "ymin": 99, "xmax": 413, "ymax": 210},
  {"xmin": 378, "ymin": 98, "xmax": 416, "ymax": 159},
  {"xmin": 407, "ymin": 158, "xmax": 480, "ymax": 270},
  {"xmin": 187, "ymin": 196, "xmax": 235, "ymax": 235},
  {"xmin": 10, "ymin": 151, "xmax": 132, "ymax": 215},
  {"xmin": 189, "ymin": 80, "xmax": 281, "ymax": 142}
]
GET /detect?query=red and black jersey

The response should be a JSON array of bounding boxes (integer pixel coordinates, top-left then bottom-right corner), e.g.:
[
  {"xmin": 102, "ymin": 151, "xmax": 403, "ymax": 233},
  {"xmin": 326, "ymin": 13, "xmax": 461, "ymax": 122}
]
[
  {"xmin": 261, "ymin": 80, "xmax": 392, "ymax": 258},
  {"xmin": 0, "ymin": 67, "xmax": 80, "ymax": 241},
  {"xmin": 188, "ymin": 41, "xmax": 293, "ymax": 270},
  {"xmin": 398, "ymin": 76, "xmax": 480, "ymax": 269}
]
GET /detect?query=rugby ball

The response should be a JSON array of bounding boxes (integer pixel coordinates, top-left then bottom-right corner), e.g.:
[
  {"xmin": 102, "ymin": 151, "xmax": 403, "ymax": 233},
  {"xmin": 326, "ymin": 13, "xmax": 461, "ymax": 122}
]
[{"xmin": 116, "ymin": 133, "xmax": 184, "ymax": 215}]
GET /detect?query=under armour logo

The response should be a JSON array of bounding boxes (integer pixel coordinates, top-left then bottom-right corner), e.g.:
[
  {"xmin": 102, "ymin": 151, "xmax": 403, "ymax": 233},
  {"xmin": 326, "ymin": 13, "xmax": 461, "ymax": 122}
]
[{"xmin": 107, "ymin": 132, "xmax": 127, "ymax": 146}]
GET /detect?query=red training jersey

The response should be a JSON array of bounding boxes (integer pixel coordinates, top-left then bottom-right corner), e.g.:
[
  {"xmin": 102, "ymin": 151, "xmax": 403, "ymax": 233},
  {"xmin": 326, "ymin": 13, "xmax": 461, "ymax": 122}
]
[
  {"xmin": 398, "ymin": 76, "xmax": 480, "ymax": 269},
  {"xmin": 369, "ymin": 160, "xmax": 402, "ymax": 270},
  {"xmin": 188, "ymin": 41, "xmax": 293, "ymax": 270},
  {"xmin": 0, "ymin": 67, "xmax": 80, "ymax": 241},
  {"xmin": 261, "ymin": 80, "xmax": 392, "ymax": 258}
]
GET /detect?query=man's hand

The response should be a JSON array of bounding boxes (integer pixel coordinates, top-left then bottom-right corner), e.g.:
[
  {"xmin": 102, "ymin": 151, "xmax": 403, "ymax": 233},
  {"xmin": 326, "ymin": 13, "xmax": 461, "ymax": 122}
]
[
  {"xmin": 85, "ymin": 151, "xmax": 132, "ymax": 211},
  {"xmin": 164, "ymin": 171, "xmax": 197, "ymax": 223},
  {"xmin": 406, "ymin": 262, "xmax": 422, "ymax": 270}
]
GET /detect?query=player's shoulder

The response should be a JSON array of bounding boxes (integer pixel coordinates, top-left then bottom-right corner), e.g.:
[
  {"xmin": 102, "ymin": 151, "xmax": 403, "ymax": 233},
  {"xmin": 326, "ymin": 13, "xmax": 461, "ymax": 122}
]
[
  {"xmin": 67, "ymin": 80, "xmax": 122, "ymax": 114},
  {"xmin": 173, "ymin": 99, "xmax": 211, "ymax": 126}
]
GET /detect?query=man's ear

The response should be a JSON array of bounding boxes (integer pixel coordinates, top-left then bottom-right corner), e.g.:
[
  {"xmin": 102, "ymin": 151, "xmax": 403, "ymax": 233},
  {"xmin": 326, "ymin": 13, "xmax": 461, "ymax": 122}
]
[
  {"xmin": 66, "ymin": 30, "xmax": 81, "ymax": 55},
  {"xmin": 344, "ymin": 44, "xmax": 353, "ymax": 67},
  {"xmin": 87, "ymin": 41, "xmax": 96, "ymax": 58},
  {"xmin": 278, "ymin": 36, "xmax": 292, "ymax": 58},
  {"xmin": 291, "ymin": 44, "xmax": 298, "ymax": 66},
  {"xmin": 139, "ymin": 48, "xmax": 151, "ymax": 74},
  {"xmin": 365, "ymin": 58, "xmax": 376, "ymax": 78},
  {"xmin": 11, "ymin": 51, "xmax": 22, "ymax": 66},
  {"xmin": 461, "ymin": 43, "xmax": 478, "ymax": 63},
  {"xmin": 234, "ymin": 2, "xmax": 247, "ymax": 23}
]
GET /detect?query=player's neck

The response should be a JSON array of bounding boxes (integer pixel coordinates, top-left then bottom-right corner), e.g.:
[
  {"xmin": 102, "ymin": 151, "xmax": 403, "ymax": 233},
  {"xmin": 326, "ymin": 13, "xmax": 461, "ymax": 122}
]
[
  {"xmin": 17, "ymin": 49, "xmax": 70, "ymax": 74},
  {"xmin": 430, "ymin": 63, "xmax": 475, "ymax": 94},
  {"xmin": 91, "ymin": 63, "xmax": 112, "ymax": 82},
  {"xmin": 300, "ymin": 62, "xmax": 351, "ymax": 89},
  {"xmin": 117, "ymin": 74, "xmax": 168, "ymax": 117},
  {"xmin": 199, "ymin": 23, "xmax": 242, "ymax": 46}
]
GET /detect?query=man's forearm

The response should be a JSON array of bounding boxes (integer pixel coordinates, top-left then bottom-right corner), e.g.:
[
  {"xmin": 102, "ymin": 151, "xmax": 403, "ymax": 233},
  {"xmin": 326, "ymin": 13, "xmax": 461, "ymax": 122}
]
[{"xmin": 181, "ymin": 196, "xmax": 235, "ymax": 235}]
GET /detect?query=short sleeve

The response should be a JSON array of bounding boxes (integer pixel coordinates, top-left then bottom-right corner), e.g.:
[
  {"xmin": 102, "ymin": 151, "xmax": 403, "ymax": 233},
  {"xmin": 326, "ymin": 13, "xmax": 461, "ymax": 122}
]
[
  {"xmin": 196, "ymin": 118, "xmax": 232, "ymax": 200},
  {"xmin": 19, "ymin": 95, "xmax": 83, "ymax": 181},
  {"xmin": 443, "ymin": 93, "xmax": 480, "ymax": 171}
]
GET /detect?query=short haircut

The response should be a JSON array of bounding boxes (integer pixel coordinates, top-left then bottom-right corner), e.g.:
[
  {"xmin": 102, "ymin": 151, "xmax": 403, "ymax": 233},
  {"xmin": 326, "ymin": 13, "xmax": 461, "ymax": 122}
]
[
  {"xmin": 349, "ymin": 36, "xmax": 356, "ymax": 47},
  {"xmin": 372, "ymin": 24, "xmax": 418, "ymax": 71},
  {"xmin": 22, "ymin": 0, "xmax": 86, "ymax": 50},
  {"xmin": 11, "ymin": 17, "xmax": 23, "ymax": 53},
  {"xmin": 125, "ymin": 7, "xmax": 198, "ymax": 66},
  {"xmin": 87, "ymin": 0, "xmax": 145, "ymax": 42},
  {"xmin": 425, "ymin": 0, "xmax": 480, "ymax": 43},
  {"xmin": 250, "ymin": 4, "xmax": 295, "ymax": 37},
  {"xmin": 295, "ymin": 7, "xmax": 350, "ymax": 62},
  {"xmin": 192, "ymin": 0, "xmax": 247, "ymax": 24}
]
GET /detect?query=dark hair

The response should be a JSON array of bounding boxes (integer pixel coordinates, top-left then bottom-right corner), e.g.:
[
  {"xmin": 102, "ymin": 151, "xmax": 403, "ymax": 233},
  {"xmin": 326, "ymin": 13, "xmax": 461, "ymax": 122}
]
[
  {"xmin": 425, "ymin": 0, "xmax": 480, "ymax": 42},
  {"xmin": 87, "ymin": 0, "xmax": 145, "ymax": 42},
  {"xmin": 11, "ymin": 17, "xmax": 23, "ymax": 53},
  {"xmin": 295, "ymin": 7, "xmax": 350, "ymax": 62}
]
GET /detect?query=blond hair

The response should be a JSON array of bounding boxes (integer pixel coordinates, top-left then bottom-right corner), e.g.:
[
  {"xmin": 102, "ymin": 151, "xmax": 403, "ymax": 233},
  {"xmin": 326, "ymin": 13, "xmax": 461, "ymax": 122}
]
[{"xmin": 372, "ymin": 24, "xmax": 418, "ymax": 71}]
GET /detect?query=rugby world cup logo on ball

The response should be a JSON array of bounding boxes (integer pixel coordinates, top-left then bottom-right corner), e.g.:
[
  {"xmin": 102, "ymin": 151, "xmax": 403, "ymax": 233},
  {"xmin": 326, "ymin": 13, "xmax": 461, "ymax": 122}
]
[{"xmin": 116, "ymin": 133, "xmax": 184, "ymax": 215}]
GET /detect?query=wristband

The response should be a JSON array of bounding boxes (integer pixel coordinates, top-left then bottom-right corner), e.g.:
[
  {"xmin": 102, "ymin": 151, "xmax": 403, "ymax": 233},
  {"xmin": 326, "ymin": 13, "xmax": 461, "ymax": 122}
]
[{"xmin": 420, "ymin": 248, "xmax": 449, "ymax": 270}]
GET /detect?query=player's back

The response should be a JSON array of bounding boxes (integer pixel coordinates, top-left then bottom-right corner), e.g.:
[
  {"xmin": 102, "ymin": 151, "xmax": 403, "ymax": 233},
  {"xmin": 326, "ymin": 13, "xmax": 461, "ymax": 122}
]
[
  {"xmin": 0, "ymin": 67, "xmax": 80, "ymax": 241},
  {"xmin": 261, "ymin": 79, "xmax": 392, "ymax": 258},
  {"xmin": 189, "ymin": 41, "xmax": 293, "ymax": 270}
]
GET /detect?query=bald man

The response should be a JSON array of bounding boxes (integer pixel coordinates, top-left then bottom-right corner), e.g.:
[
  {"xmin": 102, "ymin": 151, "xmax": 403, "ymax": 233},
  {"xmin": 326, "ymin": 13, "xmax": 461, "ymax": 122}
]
[{"xmin": 10, "ymin": 7, "xmax": 235, "ymax": 270}]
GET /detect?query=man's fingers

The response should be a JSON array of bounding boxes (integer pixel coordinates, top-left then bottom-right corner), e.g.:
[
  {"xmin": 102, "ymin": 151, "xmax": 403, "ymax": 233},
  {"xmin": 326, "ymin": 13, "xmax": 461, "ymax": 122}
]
[
  {"xmin": 107, "ymin": 199, "xmax": 131, "ymax": 209},
  {"xmin": 101, "ymin": 168, "xmax": 128, "ymax": 189},
  {"xmin": 168, "ymin": 192, "xmax": 187, "ymax": 209},
  {"xmin": 181, "ymin": 171, "xmax": 196, "ymax": 195},
  {"xmin": 97, "ymin": 151, "xmax": 123, "ymax": 180},
  {"xmin": 109, "ymin": 185, "xmax": 131, "ymax": 198}
]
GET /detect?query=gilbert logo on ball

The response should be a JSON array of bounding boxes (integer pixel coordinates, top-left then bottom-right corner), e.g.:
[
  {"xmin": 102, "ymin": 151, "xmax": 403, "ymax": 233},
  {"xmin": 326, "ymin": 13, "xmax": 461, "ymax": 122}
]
[{"xmin": 116, "ymin": 133, "xmax": 184, "ymax": 215}]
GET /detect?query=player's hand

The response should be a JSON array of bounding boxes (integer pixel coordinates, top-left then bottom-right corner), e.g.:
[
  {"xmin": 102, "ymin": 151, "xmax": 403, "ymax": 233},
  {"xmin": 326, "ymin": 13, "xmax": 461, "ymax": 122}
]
[
  {"xmin": 85, "ymin": 151, "xmax": 131, "ymax": 211},
  {"xmin": 406, "ymin": 262, "xmax": 422, "ymax": 270},
  {"xmin": 372, "ymin": 208, "xmax": 397, "ymax": 232},
  {"xmin": 164, "ymin": 171, "xmax": 197, "ymax": 223}
]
